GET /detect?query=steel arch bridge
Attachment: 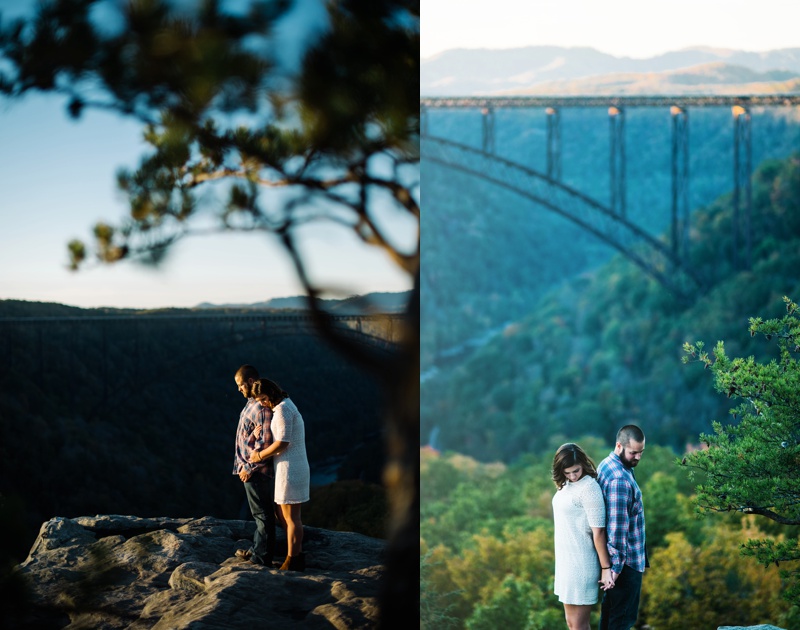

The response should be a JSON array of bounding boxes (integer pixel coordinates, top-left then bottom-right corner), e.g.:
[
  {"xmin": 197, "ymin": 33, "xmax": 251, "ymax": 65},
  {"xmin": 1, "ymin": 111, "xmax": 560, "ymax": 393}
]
[
  {"xmin": 0, "ymin": 312, "xmax": 404, "ymax": 408},
  {"xmin": 421, "ymin": 94, "xmax": 800, "ymax": 301},
  {"xmin": 422, "ymin": 135, "xmax": 703, "ymax": 299}
]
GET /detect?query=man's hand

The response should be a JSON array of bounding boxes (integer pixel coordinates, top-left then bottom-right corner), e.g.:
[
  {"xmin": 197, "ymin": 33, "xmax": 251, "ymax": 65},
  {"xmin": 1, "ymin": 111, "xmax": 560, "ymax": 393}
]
[{"xmin": 239, "ymin": 470, "xmax": 252, "ymax": 482}]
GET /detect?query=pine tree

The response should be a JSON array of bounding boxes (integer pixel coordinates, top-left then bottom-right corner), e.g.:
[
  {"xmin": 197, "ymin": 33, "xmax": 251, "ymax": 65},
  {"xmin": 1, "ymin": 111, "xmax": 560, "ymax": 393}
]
[{"xmin": 682, "ymin": 295, "xmax": 800, "ymax": 608}]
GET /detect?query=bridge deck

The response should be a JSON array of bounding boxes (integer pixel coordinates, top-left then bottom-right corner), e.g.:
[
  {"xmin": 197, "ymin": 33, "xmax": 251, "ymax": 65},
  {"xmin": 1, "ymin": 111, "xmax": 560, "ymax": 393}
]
[
  {"xmin": 421, "ymin": 95, "xmax": 800, "ymax": 109},
  {"xmin": 0, "ymin": 313, "xmax": 406, "ymax": 345}
]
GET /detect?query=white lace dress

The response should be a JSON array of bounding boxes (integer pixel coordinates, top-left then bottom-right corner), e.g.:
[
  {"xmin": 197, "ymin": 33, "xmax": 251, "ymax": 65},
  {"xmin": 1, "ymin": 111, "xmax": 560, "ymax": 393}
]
[
  {"xmin": 552, "ymin": 474, "xmax": 607, "ymax": 605},
  {"xmin": 271, "ymin": 398, "xmax": 310, "ymax": 504}
]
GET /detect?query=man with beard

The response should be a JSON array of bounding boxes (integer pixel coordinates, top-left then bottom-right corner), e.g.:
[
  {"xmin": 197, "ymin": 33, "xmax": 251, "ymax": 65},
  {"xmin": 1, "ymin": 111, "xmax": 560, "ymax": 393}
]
[
  {"xmin": 232, "ymin": 364, "xmax": 276, "ymax": 566},
  {"xmin": 597, "ymin": 425, "xmax": 648, "ymax": 630}
]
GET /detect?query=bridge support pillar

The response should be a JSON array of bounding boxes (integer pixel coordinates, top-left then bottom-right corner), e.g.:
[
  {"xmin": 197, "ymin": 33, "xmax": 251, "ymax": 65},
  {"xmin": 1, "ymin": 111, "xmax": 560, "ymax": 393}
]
[
  {"xmin": 481, "ymin": 107, "xmax": 495, "ymax": 154},
  {"xmin": 732, "ymin": 105, "xmax": 752, "ymax": 270},
  {"xmin": 609, "ymin": 106, "xmax": 626, "ymax": 217},
  {"xmin": 671, "ymin": 106, "xmax": 690, "ymax": 259},
  {"xmin": 546, "ymin": 107, "xmax": 562, "ymax": 180}
]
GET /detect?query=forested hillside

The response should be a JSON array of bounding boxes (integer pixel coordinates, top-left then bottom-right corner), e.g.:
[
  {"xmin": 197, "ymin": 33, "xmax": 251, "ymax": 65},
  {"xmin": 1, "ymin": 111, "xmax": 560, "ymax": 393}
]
[
  {"xmin": 0, "ymin": 303, "xmax": 391, "ymax": 557},
  {"xmin": 422, "ymin": 150, "xmax": 800, "ymax": 460}
]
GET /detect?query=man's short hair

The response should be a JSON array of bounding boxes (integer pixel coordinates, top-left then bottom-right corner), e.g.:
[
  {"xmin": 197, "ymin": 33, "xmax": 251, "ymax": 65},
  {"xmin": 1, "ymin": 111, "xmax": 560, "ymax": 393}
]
[
  {"xmin": 235, "ymin": 364, "xmax": 259, "ymax": 381},
  {"xmin": 616, "ymin": 424, "xmax": 645, "ymax": 446}
]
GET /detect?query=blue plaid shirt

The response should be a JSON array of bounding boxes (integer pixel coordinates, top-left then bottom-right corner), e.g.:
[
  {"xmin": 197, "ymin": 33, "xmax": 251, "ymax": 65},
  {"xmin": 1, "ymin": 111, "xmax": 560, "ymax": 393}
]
[
  {"xmin": 597, "ymin": 452, "xmax": 646, "ymax": 573},
  {"xmin": 232, "ymin": 398, "xmax": 273, "ymax": 476}
]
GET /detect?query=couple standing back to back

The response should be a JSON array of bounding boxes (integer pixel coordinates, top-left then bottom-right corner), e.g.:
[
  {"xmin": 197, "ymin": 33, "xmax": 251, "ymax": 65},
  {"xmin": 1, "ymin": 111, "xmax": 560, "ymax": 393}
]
[
  {"xmin": 552, "ymin": 425, "xmax": 647, "ymax": 630},
  {"xmin": 232, "ymin": 364, "xmax": 310, "ymax": 572}
]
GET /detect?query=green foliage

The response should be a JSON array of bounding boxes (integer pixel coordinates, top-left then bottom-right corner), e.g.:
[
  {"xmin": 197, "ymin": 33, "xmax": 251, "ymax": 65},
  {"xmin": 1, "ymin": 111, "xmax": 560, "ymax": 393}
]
[
  {"xmin": 465, "ymin": 575, "xmax": 562, "ymax": 630},
  {"xmin": 641, "ymin": 472, "xmax": 690, "ymax": 549},
  {"xmin": 420, "ymin": 549, "xmax": 459, "ymax": 630},
  {"xmin": 682, "ymin": 295, "xmax": 800, "ymax": 606},
  {"xmin": 641, "ymin": 520, "xmax": 791, "ymax": 629},
  {"xmin": 422, "ymin": 449, "xmax": 796, "ymax": 628},
  {"xmin": 420, "ymin": 449, "xmax": 555, "ymax": 552},
  {"xmin": 422, "ymin": 151, "xmax": 800, "ymax": 462},
  {"xmin": 427, "ymin": 526, "xmax": 558, "ymax": 622},
  {"xmin": 741, "ymin": 537, "xmax": 800, "ymax": 617}
]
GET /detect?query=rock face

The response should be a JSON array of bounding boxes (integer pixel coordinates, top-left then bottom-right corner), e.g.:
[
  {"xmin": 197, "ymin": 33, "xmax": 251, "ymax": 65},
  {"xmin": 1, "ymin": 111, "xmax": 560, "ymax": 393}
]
[{"xmin": 13, "ymin": 515, "xmax": 385, "ymax": 629}]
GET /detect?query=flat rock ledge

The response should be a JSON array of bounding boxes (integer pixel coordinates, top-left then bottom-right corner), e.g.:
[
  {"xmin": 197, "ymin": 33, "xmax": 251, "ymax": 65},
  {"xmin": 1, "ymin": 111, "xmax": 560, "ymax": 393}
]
[{"xmin": 13, "ymin": 515, "xmax": 385, "ymax": 629}]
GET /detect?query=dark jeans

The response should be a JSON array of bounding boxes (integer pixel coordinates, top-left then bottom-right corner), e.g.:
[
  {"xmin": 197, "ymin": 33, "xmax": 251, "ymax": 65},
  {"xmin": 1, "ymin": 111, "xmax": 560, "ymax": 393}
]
[
  {"xmin": 599, "ymin": 566, "xmax": 643, "ymax": 630},
  {"xmin": 243, "ymin": 472, "xmax": 276, "ymax": 564}
]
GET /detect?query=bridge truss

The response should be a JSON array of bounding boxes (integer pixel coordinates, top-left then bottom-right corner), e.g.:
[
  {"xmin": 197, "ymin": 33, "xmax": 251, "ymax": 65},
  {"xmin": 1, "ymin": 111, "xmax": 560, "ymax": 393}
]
[
  {"xmin": 421, "ymin": 95, "xmax": 800, "ymax": 297},
  {"xmin": 422, "ymin": 135, "xmax": 704, "ymax": 300}
]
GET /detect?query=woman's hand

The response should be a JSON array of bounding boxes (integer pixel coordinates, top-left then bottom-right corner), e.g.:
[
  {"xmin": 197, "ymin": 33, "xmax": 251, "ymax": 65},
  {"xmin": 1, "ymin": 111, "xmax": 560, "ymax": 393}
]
[
  {"xmin": 599, "ymin": 568, "xmax": 615, "ymax": 591},
  {"xmin": 248, "ymin": 450, "xmax": 262, "ymax": 464},
  {"xmin": 253, "ymin": 424, "xmax": 262, "ymax": 438}
]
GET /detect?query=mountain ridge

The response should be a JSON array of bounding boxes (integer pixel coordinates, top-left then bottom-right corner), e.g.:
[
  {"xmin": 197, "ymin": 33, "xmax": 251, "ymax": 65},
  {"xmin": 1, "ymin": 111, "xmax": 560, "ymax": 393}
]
[
  {"xmin": 195, "ymin": 290, "xmax": 411, "ymax": 314},
  {"xmin": 501, "ymin": 61, "xmax": 800, "ymax": 96},
  {"xmin": 421, "ymin": 45, "xmax": 800, "ymax": 95},
  {"xmin": 0, "ymin": 290, "xmax": 412, "ymax": 317}
]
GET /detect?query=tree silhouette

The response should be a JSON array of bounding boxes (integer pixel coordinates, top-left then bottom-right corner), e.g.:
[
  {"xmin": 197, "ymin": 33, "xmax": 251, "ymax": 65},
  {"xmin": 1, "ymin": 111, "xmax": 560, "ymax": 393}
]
[{"xmin": 0, "ymin": 0, "xmax": 420, "ymax": 624}]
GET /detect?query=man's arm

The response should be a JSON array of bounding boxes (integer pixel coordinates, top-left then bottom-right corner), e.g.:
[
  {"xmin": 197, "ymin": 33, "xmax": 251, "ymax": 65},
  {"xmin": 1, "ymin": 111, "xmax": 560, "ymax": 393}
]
[{"xmin": 605, "ymin": 477, "xmax": 631, "ymax": 575}]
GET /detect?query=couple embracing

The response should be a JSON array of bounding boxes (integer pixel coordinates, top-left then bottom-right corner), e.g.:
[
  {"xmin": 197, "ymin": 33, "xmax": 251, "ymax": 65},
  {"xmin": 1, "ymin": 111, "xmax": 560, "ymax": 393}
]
[
  {"xmin": 552, "ymin": 425, "xmax": 647, "ymax": 630},
  {"xmin": 232, "ymin": 364, "xmax": 310, "ymax": 572}
]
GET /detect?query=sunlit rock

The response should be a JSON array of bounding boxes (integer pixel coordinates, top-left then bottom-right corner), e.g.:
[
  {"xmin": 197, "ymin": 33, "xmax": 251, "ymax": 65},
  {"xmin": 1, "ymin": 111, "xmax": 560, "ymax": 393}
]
[{"xmin": 15, "ymin": 515, "xmax": 384, "ymax": 629}]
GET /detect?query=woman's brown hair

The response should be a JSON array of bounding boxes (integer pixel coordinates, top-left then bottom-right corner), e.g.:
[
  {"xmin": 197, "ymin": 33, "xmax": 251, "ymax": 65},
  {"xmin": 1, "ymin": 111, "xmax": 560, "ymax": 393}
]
[
  {"xmin": 251, "ymin": 378, "xmax": 288, "ymax": 408},
  {"xmin": 551, "ymin": 443, "xmax": 598, "ymax": 490}
]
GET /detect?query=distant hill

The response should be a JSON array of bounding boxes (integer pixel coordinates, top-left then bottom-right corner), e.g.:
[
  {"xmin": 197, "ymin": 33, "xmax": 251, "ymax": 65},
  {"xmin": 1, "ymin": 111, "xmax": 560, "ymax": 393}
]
[
  {"xmin": 507, "ymin": 62, "xmax": 800, "ymax": 96},
  {"xmin": 421, "ymin": 46, "xmax": 800, "ymax": 95},
  {"xmin": 0, "ymin": 290, "xmax": 411, "ymax": 318},
  {"xmin": 0, "ymin": 299, "xmax": 138, "ymax": 318},
  {"xmin": 195, "ymin": 290, "xmax": 411, "ymax": 314}
]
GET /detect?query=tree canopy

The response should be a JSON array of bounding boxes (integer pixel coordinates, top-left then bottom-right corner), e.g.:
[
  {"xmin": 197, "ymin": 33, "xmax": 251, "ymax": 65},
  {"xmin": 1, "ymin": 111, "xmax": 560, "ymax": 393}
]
[
  {"xmin": 0, "ymin": 0, "xmax": 419, "ymax": 294},
  {"xmin": 682, "ymin": 296, "xmax": 800, "ymax": 606}
]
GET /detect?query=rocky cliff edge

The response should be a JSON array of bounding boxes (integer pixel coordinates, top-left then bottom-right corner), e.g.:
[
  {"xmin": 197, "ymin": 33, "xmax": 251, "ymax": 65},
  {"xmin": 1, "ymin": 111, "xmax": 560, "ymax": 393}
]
[{"xmin": 12, "ymin": 515, "xmax": 384, "ymax": 629}]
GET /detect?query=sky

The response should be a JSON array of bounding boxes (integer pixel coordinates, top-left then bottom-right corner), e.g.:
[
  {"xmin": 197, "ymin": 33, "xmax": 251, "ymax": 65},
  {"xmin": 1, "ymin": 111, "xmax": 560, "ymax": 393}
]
[
  {"xmin": 422, "ymin": 0, "xmax": 800, "ymax": 60},
  {"xmin": 0, "ymin": 0, "xmax": 415, "ymax": 310}
]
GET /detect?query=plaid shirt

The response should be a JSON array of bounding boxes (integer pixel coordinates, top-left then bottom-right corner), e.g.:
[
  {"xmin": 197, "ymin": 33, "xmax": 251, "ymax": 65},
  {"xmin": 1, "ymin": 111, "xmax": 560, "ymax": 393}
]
[
  {"xmin": 597, "ymin": 452, "xmax": 646, "ymax": 573},
  {"xmin": 232, "ymin": 398, "xmax": 273, "ymax": 476}
]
